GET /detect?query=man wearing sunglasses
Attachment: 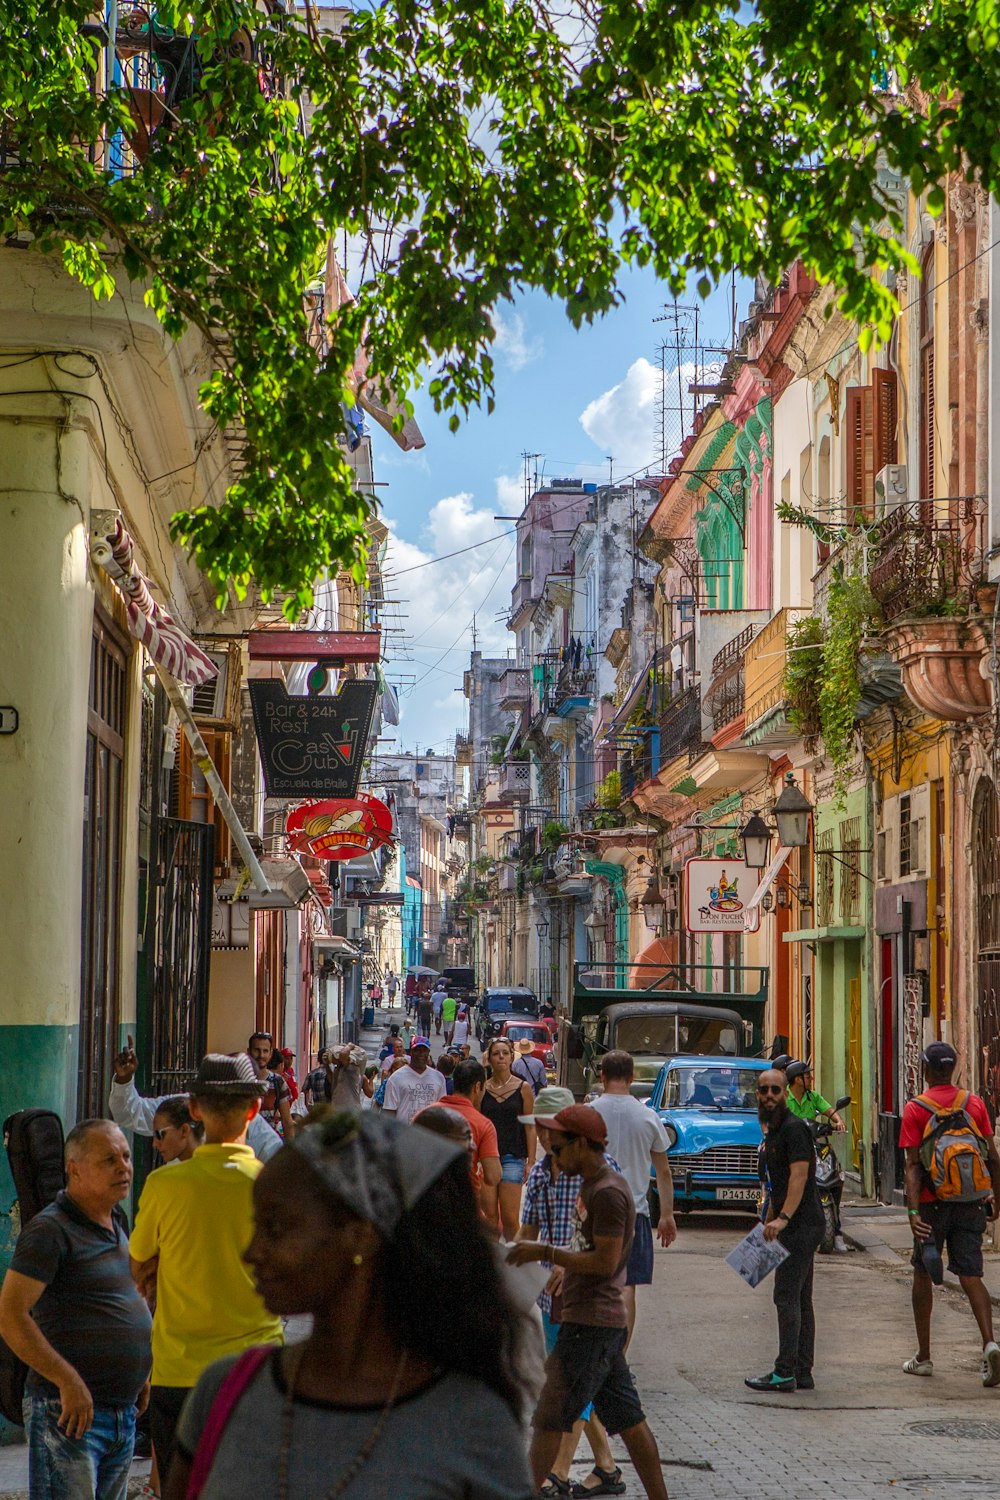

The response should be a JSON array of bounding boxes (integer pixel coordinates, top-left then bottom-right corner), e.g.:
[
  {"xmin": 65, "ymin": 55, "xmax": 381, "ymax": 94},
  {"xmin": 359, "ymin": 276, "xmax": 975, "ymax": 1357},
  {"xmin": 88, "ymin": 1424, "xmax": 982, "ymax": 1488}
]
[
  {"xmin": 508, "ymin": 1105, "xmax": 669, "ymax": 1499},
  {"xmin": 745, "ymin": 1069, "xmax": 824, "ymax": 1394}
]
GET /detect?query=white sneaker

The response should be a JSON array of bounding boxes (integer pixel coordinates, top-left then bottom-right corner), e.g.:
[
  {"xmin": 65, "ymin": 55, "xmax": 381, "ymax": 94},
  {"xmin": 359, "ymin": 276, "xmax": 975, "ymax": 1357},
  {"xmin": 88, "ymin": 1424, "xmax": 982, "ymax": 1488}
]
[
  {"xmin": 903, "ymin": 1355, "xmax": 934, "ymax": 1376},
  {"xmin": 832, "ymin": 1234, "xmax": 848, "ymax": 1253},
  {"xmin": 982, "ymin": 1341, "xmax": 1000, "ymax": 1387}
]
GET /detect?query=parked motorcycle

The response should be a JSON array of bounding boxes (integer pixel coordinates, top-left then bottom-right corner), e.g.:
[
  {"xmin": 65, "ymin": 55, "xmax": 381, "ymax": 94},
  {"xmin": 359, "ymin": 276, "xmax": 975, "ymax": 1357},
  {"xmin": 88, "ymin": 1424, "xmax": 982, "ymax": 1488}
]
[{"xmin": 811, "ymin": 1095, "xmax": 852, "ymax": 1253}]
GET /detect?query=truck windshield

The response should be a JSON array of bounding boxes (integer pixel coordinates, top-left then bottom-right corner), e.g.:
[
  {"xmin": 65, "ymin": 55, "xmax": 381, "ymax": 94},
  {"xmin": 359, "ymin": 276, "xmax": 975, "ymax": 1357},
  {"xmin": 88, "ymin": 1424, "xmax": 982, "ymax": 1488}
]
[
  {"xmin": 613, "ymin": 1014, "xmax": 741, "ymax": 1058},
  {"xmin": 662, "ymin": 1066, "xmax": 762, "ymax": 1110}
]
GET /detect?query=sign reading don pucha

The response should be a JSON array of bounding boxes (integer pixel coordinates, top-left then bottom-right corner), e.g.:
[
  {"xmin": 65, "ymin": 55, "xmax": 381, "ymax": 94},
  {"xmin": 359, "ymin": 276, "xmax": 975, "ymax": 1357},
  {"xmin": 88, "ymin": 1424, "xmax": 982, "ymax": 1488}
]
[{"xmin": 248, "ymin": 678, "xmax": 379, "ymax": 798}]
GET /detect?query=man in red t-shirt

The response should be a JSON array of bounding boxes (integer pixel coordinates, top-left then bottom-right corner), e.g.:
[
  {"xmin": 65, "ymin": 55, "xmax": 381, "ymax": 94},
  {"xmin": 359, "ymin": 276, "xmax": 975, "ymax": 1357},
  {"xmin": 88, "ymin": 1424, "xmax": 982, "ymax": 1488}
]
[{"xmin": 899, "ymin": 1040, "xmax": 1000, "ymax": 1386}]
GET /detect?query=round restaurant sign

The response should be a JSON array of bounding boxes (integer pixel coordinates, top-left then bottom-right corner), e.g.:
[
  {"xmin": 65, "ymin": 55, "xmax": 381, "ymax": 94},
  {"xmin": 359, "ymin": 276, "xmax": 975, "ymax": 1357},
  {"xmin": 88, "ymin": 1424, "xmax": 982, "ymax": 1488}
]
[{"xmin": 286, "ymin": 794, "xmax": 394, "ymax": 862}]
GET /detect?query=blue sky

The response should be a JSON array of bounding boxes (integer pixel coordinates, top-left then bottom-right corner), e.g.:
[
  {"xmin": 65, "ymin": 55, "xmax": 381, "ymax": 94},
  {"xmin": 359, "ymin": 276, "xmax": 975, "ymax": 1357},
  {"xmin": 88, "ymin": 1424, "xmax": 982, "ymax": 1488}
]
[{"xmin": 371, "ymin": 266, "xmax": 741, "ymax": 756}]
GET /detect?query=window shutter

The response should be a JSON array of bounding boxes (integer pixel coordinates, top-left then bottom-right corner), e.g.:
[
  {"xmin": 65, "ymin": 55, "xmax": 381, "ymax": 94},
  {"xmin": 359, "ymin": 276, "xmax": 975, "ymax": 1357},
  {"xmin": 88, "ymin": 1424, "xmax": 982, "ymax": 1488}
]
[
  {"xmin": 845, "ymin": 385, "xmax": 875, "ymax": 519},
  {"xmin": 873, "ymin": 368, "xmax": 898, "ymax": 472}
]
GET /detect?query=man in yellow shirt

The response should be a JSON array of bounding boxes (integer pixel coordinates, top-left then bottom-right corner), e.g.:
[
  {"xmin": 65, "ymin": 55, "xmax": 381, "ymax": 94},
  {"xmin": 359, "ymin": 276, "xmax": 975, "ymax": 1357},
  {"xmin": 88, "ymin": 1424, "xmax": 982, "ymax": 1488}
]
[{"xmin": 129, "ymin": 1053, "xmax": 283, "ymax": 1474}]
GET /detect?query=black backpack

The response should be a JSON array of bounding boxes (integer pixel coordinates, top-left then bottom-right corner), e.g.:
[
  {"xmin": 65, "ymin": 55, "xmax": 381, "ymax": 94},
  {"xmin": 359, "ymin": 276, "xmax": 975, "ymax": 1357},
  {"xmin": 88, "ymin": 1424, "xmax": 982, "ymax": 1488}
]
[{"xmin": 0, "ymin": 1110, "xmax": 66, "ymax": 1425}]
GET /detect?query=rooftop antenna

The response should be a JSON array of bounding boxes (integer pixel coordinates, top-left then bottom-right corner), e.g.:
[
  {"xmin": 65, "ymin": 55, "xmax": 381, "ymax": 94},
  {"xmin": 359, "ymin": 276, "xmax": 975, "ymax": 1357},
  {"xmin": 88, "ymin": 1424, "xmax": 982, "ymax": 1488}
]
[
  {"xmin": 608, "ymin": 455, "xmax": 614, "ymax": 486},
  {"xmin": 471, "ymin": 614, "xmax": 478, "ymax": 653}
]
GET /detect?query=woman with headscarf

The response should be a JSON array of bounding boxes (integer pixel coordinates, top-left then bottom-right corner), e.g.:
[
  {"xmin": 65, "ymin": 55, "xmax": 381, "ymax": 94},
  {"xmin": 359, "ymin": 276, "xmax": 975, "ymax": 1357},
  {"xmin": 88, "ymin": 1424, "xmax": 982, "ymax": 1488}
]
[{"xmin": 165, "ymin": 1113, "xmax": 532, "ymax": 1500}]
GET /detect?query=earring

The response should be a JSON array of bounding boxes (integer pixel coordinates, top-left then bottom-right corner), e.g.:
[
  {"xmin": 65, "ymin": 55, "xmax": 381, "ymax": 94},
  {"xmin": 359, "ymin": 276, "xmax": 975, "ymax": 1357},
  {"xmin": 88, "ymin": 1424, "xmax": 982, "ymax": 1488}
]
[{"xmin": 352, "ymin": 1253, "xmax": 364, "ymax": 1267}]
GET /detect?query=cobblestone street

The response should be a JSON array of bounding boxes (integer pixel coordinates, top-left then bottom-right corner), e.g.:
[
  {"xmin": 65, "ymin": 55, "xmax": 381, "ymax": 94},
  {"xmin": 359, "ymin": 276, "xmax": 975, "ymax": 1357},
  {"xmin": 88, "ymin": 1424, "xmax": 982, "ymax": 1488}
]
[{"xmin": 582, "ymin": 1213, "xmax": 1000, "ymax": 1499}]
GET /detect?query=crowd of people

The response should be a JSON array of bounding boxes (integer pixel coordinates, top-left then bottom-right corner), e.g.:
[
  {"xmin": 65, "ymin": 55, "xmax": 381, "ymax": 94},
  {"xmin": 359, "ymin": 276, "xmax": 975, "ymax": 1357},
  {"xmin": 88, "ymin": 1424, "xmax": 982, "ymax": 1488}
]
[{"xmin": 5, "ymin": 970, "xmax": 1000, "ymax": 1500}]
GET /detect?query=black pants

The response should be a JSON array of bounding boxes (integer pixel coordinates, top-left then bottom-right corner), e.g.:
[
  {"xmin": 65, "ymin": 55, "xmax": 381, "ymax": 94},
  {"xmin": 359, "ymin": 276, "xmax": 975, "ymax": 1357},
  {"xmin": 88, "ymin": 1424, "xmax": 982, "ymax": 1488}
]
[
  {"xmin": 148, "ymin": 1384, "xmax": 191, "ymax": 1476},
  {"xmin": 773, "ymin": 1227, "xmax": 823, "ymax": 1379}
]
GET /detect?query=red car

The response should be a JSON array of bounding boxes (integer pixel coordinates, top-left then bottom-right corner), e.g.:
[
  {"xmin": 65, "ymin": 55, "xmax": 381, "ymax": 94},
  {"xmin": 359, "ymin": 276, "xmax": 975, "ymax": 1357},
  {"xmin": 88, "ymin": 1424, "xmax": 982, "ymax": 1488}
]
[{"xmin": 500, "ymin": 1020, "xmax": 555, "ymax": 1070}]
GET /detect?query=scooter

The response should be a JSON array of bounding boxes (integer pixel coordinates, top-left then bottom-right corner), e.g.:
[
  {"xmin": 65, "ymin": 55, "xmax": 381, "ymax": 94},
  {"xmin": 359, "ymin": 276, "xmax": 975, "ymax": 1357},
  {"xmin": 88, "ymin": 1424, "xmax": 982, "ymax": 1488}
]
[{"xmin": 811, "ymin": 1096, "xmax": 851, "ymax": 1253}]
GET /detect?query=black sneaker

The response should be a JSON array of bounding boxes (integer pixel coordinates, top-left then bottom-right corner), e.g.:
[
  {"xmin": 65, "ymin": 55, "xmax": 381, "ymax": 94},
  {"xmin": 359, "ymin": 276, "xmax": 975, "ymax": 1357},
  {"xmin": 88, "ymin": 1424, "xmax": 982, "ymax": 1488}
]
[
  {"xmin": 744, "ymin": 1371, "xmax": 797, "ymax": 1393},
  {"xmin": 796, "ymin": 1374, "xmax": 815, "ymax": 1390}
]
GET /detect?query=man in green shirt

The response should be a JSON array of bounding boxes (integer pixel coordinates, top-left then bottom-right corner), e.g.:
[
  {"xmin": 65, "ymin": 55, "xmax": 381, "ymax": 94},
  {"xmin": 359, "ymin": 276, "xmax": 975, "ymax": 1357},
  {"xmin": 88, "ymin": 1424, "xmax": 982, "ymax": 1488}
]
[
  {"xmin": 785, "ymin": 1061, "xmax": 848, "ymax": 1253},
  {"xmin": 785, "ymin": 1063, "xmax": 847, "ymax": 1130},
  {"xmin": 441, "ymin": 993, "xmax": 459, "ymax": 1045}
]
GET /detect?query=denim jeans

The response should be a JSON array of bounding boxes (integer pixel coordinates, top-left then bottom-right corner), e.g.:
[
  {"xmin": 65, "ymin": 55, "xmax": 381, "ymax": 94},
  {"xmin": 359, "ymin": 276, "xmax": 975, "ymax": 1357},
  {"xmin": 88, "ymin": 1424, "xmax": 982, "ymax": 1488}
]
[{"xmin": 25, "ymin": 1396, "xmax": 136, "ymax": 1500}]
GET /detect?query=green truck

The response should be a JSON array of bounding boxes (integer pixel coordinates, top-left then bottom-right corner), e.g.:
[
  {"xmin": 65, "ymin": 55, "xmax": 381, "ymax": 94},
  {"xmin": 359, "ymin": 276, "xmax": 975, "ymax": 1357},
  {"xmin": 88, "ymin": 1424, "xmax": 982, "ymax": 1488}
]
[{"xmin": 559, "ymin": 960, "xmax": 769, "ymax": 1100}]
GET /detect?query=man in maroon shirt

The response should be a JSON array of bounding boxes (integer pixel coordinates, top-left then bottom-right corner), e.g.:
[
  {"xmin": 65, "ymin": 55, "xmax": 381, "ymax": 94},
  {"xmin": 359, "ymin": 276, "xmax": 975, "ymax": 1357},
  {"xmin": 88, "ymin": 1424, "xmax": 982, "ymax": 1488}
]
[
  {"xmin": 900, "ymin": 1041, "xmax": 1000, "ymax": 1385},
  {"xmin": 508, "ymin": 1105, "xmax": 670, "ymax": 1499}
]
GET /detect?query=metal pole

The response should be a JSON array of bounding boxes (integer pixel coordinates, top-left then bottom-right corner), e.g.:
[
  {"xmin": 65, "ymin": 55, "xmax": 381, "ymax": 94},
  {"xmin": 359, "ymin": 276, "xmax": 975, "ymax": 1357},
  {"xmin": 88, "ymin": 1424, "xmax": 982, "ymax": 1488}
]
[{"xmin": 153, "ymin": 663, "xmax": 271, "ymax": 896}]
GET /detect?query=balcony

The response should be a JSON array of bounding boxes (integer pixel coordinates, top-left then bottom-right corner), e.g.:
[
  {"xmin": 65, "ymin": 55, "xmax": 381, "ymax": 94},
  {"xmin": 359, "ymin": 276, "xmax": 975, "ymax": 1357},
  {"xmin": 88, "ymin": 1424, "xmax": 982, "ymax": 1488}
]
[
  {"xmin": 501, "ymin": 760, "xmax": 531, "ymax": 799},
  {"xmin": 658, "ymin": 685, "xmax": 705, "ymax": 764},
  {"xmin": 706, "ymin": 621, "xmax": 754, "ymax": 741},
  {"xmin": 498, "ymin": 667, "xmax": 530, "ymax": 712},
  {"xmin": 872, "ymin": 499, "xmax": 991, "ymax": 721},
  {"xmin": 869, "ymin": 498, "xmax": 986, "ymax": 623},
  {"xmin": 743, "ymin": 608, "xmax": 809, "ymax": 744},
  {"xmin": 508, "ymin": 576, "xmax": 538, "ymax": 628},
  {"xmin": 498, "ymin": 861, "xmax": 519, "ymax": 894}
]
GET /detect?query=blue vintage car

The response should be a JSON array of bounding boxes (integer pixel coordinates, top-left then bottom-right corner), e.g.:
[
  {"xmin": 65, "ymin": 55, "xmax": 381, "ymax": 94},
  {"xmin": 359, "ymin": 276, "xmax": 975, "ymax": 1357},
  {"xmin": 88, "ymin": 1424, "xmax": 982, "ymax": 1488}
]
[{"xmin": 646, "ymin": 1056, "xmax": 767, "ymax": 1214}]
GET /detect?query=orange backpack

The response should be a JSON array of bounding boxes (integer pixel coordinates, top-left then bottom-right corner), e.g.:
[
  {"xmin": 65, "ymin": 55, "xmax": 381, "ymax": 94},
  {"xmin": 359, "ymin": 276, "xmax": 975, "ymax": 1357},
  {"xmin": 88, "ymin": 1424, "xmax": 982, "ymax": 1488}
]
[{"xmin": 914, "ymin": 1090, "xmax": 993, "ymax": 1202}]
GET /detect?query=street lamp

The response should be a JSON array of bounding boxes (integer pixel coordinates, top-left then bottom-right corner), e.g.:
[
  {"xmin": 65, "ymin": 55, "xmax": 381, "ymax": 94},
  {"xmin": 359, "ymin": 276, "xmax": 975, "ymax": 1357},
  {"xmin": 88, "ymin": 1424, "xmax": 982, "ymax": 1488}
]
[
  {"xmin": 535, "ymin": 919, "xmax": 550, "ymax": 939},
  {"xmin": 640, "ymin": 876, "xmax": 666, "ymax": 934},
  {"xmin": 583, "ymin": 909, "xmax": 605, "ymax": 933},
  {"xmin": 761, "ymin": 888, "xmax": 774, "ymax": 914},
  {"xmin": 773, "ymin": 773, "xmax": 813, "ymax": 848},
  {"xmin": 739, "ymin": 813, "xmax": 771, "ymax": 870}
]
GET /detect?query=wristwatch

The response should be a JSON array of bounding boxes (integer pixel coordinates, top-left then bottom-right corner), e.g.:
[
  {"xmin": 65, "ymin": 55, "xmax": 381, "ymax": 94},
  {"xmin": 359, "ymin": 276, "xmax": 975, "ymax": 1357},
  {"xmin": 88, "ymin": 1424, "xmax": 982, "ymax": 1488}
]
[{"xmin": 774, "ymin": 1212, "xmax": 789, "ymax": 1223}]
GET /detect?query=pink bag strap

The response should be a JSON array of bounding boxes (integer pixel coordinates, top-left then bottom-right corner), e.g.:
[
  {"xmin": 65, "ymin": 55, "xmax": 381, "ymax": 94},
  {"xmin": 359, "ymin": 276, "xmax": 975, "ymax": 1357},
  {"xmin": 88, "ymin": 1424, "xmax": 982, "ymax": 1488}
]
[{"xmin": 185, "ymin": 1346, "xmax": 273, "ymax": 1500}]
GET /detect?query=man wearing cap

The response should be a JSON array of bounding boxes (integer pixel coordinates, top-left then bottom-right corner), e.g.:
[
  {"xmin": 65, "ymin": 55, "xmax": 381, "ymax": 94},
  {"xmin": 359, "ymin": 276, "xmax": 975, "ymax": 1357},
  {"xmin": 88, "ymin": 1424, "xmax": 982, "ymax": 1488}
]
[
  {"xmin": 513, "ymin": 1038, "xmax": 547, "ymax": 1097},
  {"xmin": 382, "ymin": 1036, "xmax": 446, "ymax": 1124},
  {"xmin": 425, "ymin": 1058, "xmax": 502, "ymax": 1222},
  {"xmin": 516, "ymin": 1088, "xmax": 624, "ymax": 1498},
  {"xmin": 745, "ymin": 1068, "xmax": 824, "ymax": 1394},
  {"xmin": 508, "ymin": 1105, "xmax": 670, "ymax": 1500},
  {"xmin": 128, "ymin": 1054, "xmax": 283, "ymax": 1472},
  {"xmin": 593, "ymin": 1051, "xmax": 677, "ymax": 1348},
  {"xmin": 899, "ymin": 1041, "xmax": 1000, "ymax": 1385}
]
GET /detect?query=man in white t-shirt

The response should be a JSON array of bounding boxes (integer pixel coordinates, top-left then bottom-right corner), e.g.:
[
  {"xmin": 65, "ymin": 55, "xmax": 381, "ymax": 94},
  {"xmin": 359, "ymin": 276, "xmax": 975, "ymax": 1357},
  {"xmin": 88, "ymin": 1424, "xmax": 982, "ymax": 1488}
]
[
  {"xmin": 452, "ymin": 1007, "xmax": 470, "ymax": 1051},
  {"xmin": 593, "ymin": 1049, "xmax": 678, "ymax": 1346},
  {"xmin": 381, "ymin": 1038, "xmax": 446, "ymax": 1123}
]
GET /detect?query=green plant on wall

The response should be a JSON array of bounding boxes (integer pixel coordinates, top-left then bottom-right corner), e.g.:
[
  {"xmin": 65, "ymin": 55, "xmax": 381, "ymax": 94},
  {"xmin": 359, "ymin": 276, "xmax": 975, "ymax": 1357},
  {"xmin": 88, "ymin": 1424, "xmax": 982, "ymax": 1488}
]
[
  {"xmin": 784, "ymin": 615, "xmax": 824, "ymax": 741},
  {"xmin": 541, "ymin": 820, "xmax": 569, "ymax": 852},
  {"xmin": 820, "ymin": 570, "xmax": 880, "ymax": 799},
  {"xmin": 598, "ymin": 770, "xmax": 621, "ymax": 809},
  {"xmin": 783, "ymin": 571, "xmax": 881, "ymax": 805}
]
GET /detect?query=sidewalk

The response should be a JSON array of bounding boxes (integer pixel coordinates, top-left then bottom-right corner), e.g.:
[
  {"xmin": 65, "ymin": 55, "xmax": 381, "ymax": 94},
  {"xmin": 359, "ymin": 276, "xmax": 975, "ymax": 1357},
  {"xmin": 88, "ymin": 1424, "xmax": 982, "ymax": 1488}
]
[{"xmin": 844, "ymin": 1199, "xmax": 1000, "ymax": 1302}]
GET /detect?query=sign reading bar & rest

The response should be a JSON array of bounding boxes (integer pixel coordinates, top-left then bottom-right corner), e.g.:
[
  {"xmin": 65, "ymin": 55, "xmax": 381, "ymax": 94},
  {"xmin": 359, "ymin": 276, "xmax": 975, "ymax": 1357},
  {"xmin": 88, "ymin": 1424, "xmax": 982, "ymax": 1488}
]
[
  {"xmin": 684, "ymin": 858, "xmax": 761, "ymax": 935},
  {"xmin": 248, "ymin": 678, "xmax": 378, "ymax": 799}
]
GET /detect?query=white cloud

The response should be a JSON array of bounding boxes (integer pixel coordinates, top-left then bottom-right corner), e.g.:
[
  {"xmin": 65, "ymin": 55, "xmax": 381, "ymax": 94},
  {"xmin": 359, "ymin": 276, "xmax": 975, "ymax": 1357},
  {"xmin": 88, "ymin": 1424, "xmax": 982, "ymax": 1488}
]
[
  {"xmin": 495, "ymin": 471, "xmax": 524, "ymax": 514},
  {"xmin": 491, "ymin": 307, "xmax": 542, "ymax": 372},
  {"xmin": 579, "ymin": 356, "xmax": 661, "ymax": 477},
  {"xmin": 379, "ymin": 488, "xmax": 518, "ymax": 749}
]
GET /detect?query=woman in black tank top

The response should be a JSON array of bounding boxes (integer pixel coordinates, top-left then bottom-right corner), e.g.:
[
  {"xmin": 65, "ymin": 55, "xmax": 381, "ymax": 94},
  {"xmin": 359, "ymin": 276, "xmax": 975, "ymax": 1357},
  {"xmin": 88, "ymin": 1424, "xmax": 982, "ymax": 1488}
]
[{"xmin": 481, "ymin": 1039, "xmax": 536, "ymax": 1239}]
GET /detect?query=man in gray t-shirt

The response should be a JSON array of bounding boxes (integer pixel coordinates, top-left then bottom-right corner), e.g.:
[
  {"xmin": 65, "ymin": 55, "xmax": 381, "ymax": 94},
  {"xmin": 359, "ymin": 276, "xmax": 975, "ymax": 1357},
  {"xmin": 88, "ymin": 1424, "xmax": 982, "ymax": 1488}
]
[{"xmin": 325, "ymin": 1044, "xmax": 368, "ymax": 1110}]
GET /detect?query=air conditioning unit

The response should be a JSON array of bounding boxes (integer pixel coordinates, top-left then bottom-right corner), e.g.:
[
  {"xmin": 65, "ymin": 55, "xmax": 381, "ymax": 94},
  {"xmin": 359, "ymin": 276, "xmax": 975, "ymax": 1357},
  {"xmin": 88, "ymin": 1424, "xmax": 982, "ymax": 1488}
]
[
  {"xmin": 190, "ymin": 644, "xmax": 241, "ymax": 726},
  {"xmin": 345, "ymin": 904, "xmax": 363, "ymax": 942},
  {"xmin": 875, "ymin": 464, "xmax": 908, "ymax": 516}
]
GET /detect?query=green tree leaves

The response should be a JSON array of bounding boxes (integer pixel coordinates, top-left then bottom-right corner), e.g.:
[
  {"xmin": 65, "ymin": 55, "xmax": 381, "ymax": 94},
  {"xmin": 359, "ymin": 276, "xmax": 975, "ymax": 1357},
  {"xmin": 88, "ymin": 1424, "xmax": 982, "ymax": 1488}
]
[{"xmin": 2, "ymin": 1, "xmax": 998, "ymax": 609}]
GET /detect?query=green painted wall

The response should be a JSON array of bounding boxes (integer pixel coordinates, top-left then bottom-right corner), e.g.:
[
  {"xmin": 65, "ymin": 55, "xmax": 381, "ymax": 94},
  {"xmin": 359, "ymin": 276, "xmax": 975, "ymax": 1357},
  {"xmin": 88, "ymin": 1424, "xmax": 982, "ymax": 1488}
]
[{"xmin": 0, "ymin": 1026, "xmax": 79, "ymax": 1262}]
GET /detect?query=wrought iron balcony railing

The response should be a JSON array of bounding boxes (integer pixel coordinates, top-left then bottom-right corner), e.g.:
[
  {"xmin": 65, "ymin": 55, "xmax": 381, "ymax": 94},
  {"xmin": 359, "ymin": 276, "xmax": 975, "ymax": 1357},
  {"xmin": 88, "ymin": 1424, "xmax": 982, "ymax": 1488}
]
[
  {"xmin": 869, "ymin": 498, "xmax": 987, "ymax": 622},
  {"xmin": 658, "ymin": 685, "xmax": 704, "ymax": 763}
]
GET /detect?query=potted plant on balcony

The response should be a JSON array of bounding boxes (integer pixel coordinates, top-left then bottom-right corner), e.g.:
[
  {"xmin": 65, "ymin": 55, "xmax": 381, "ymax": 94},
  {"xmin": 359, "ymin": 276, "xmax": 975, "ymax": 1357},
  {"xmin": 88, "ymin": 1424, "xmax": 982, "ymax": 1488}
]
[{"xmin": 541, "ymin": 819, "xmax": 569, "ymax": 852}]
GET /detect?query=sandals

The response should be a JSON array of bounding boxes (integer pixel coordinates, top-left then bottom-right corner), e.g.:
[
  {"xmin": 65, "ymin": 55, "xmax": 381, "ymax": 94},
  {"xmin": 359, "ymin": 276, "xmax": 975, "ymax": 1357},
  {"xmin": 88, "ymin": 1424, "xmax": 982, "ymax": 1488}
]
[
  {"xmin": 539, "ymin": 1477, "xmax": 572, "ymax": 1497},
  {"xmin": 571, "ymin": 1468, "xmax": 627, "ymax": 1498}
]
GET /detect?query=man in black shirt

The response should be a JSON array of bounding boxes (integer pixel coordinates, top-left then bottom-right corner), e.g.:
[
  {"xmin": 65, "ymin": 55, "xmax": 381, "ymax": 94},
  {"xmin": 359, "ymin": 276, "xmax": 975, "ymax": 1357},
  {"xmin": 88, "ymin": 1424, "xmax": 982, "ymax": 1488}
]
[{"xmin": 745, "ymin": 1068, "xmax": 825, "ymax": 1394}]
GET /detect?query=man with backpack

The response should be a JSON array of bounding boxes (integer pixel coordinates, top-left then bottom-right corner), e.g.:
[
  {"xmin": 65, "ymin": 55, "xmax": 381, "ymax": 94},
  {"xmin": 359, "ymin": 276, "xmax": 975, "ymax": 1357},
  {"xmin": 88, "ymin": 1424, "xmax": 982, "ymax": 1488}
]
[{"xmin": 900, "ymin": 1041, "xmax": 1000, "ymax": 1385}]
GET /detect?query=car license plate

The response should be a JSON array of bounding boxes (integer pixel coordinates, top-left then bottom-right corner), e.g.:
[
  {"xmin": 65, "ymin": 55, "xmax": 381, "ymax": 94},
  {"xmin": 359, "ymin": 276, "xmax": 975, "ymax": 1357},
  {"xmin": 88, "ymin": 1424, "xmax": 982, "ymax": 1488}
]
[{"xmin": 715, "ymin": 1187, "xmax": 757, "ymax": 1202}]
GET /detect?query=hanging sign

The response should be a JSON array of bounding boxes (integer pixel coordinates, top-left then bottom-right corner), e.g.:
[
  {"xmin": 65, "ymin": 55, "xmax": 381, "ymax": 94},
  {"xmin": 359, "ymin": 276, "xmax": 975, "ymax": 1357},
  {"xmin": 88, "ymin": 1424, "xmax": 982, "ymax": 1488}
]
[
  {"xmin": 286, "ymin": 793, "xmax": 394, "ymax": 862},
  {"xmin": 248, "ymin": 678, "xmax": 378, "ymax": 799},
  {"xmin": 684, "ymin": 858, "xmax": 761, "ymax": 934}
]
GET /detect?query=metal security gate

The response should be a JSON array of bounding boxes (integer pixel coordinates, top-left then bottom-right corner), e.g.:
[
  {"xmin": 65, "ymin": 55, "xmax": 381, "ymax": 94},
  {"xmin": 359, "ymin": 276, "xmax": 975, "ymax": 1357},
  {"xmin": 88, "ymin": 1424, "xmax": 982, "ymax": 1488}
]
[
  {"xmin": 975, "ymin": 779, "xmax": 1000, "ymax": 1125},
  {"xmin": 148, "ymin": 817, "xmax": 214, "ymax": 1097}
]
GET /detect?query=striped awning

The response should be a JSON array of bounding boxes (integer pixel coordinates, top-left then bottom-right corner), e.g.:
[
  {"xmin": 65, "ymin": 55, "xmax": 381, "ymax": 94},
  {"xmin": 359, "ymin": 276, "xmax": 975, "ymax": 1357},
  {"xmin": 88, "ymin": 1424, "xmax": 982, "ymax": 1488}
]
[{"xmin": 91, "ymin": 520, "xmax": 218, "ymax": 686}]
